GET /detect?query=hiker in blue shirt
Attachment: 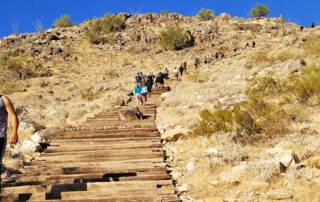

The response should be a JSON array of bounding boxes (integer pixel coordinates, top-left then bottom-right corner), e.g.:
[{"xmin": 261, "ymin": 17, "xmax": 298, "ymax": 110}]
[{"xmin": 134, "ymin": 83, "xmax": 143, "ymax": 106}]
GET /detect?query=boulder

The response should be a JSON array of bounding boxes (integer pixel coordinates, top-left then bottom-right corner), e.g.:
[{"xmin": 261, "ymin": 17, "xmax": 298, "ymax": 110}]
[
  {"xmin": 21, "ymin": 140, "xmax": 37, "ymax": 154},
  {"xmin": 177, "ymin": 183, "xmax": 189, "ymax": 192},
  {"xmin": 266, "ymin": 147, "xmax": 300, "ymax": 169},
  {"xmin": 119, "ymin": 107, "xmax": 143, "ymax": 120},
  {"xmin": 30, "ymin": 133, "xmax": 41, "ymax": 144}
]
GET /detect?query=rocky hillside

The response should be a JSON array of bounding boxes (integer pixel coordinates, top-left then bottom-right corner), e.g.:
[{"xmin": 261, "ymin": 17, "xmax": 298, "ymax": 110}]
[{"xmin": 1, "ymin": 12, "xmax": 320, "ymax": 201}]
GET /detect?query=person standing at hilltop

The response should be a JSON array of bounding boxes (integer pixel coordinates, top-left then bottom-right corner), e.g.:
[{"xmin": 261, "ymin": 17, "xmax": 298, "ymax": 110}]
[{"xmin": 0, "ymin": 95, "xmax": 19, "ymax": 189}]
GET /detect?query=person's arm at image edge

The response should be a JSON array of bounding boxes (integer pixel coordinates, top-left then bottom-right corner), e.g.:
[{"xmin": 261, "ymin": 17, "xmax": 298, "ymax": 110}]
[{"xmin": 3, "ymin": 95, "xmax": 19, "ymax": 144}]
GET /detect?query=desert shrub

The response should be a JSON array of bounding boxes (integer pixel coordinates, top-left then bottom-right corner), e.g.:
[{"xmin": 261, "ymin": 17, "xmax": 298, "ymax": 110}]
[
  {"xmin": 53, "ymin": 15, "xmax": 75, "ymax": 28},
  {"xmin": 81, "ymin": 89, "xmax": 96, "ymax": 101},
  {"xmin": 32, "ymin": 19, "xmax": 45, "ymax": 32},
  {"xmin": 249, "ymin": 51, "xmax": 297, "ymax": 67},
  {"xmin": 290, "ymin": 65, "xmax": 320, "ymax": 104},
  {"xmin": 246, "ymin": 76, "xmax": 283, "ymax": 100},
  {"xmin": 0, "ymin": 55, "xmax": 50, "ymax": 81},
  {"xmin": 194, "ymin": 75, "xmax": 290, "ymax": 143},
  {"xmin": 0, "ymin": 81, "xmax": 24, "ymax": 94},
  {"xmin": 0, "ymin": 56, "xmax": 33, "ymax": 80},
  {"xmin": 197, "ymin": 8, "xmax": 215, "ymax": 21},
  {"xmin": 234, "ymin": 23, "xmax": 263, "ymax": 33},
  {"xmin": 104, "ymin": 70, "xmax": 120, "ymax": 79},
  {"xmin": 304, "ymin": 35, "xmax": 320, "ymax": 58},
  {"xmin": 85, "ymin": 13, "xmax": 125, "ymax": 44},
  {"xmin": 249, "ymin": 3, "xmax": 270, "ymax": 18},
  {"xmin": 159, "ymin": 24, "xmax": 194, "ymax": 50}
]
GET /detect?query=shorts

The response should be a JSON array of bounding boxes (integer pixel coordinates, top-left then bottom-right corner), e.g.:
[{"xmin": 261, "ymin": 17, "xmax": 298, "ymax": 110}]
[
  {"xmin": 142, "ymin": 93, "xmax": 147, "ymax": 96},
  {"xmin": 135, "ymin": 93, "xmax": 142, "ymax": 98}
]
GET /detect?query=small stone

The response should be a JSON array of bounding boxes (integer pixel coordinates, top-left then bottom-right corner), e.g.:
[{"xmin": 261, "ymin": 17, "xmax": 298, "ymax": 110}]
[
  {"xmin": 178, "ymin": 183, "xmax": 189, "ymax": 192},
  {"xmin": 186, "ymin": 160, "xmax": 195, "ymax": 171},
  {"xmin": 207, "ymin": 148, "xmax": 219, "ymax": 156}
]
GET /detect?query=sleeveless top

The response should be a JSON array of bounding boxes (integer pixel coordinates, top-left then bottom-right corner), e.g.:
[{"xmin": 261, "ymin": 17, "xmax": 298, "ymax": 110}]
[{"xmin": 0, "ymin": 95, "xmax": 8, "ymax": 139}]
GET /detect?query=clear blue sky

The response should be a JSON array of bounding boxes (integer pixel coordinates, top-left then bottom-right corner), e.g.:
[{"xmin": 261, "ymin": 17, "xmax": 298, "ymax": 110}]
[{"xmin": 1, "ymin": 0, "xmax": 319, "ymax": 38}]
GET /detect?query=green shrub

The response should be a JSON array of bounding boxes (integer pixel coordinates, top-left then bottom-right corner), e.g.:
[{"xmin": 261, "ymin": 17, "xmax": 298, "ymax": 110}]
[
  {"xmin": 304, "ymin": 35, "xmax": 320, "ymax": 58},
  {"xmin": 249, "ymin": 3, "xmax": 270, "ymax": 18},
  {"xmin": 290, "ymin": 64, "xmax": 320, "ymax": 104},
  {"xmin": 159, "ymin": 24, "xmax": 194, "ymax": 50},
  {"xmin": 0, "ymin": 55, "xmax": 49, "ymax": 81},
  {"xmin": 194, "ymin": 75, "xmax": 290, "ymax": 143},
  {"xmin": 249, "ymin": 50, "xmax": 297, "ymax": 67},
  {"xmin": 85, "ymin": 13, "xmax": 125, "ymax": 44},
  {"xmin": 197, "ymin": 8, "xmax": 214, "ymax": 21},
  {"xmin": 53, "ymin": 15, "xmax": 75, "ymax": 28}
]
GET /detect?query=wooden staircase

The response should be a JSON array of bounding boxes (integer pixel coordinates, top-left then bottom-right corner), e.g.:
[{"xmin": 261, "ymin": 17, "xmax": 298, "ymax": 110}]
[{"xmin": 1, "ymin": 84, "xmax": 179, "ymax": 201}]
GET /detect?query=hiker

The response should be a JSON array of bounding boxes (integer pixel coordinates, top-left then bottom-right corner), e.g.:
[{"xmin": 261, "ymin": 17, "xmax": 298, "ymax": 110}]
[
  {"xmin": 141, "ymin": 73, "xmax": 147, "ymax": 84},
  {"xmin": 300, "ymin": 26, "xmax": 304, "ymax": 31},
  {"xmin": 179, "ymin": 65, "xmax": 184, "ymax": 77},
  {"xmin": 252, "ymin": 41, "xmax": 256, "ymax": 48},
  {"xmin": 215, "ymin": 52, "xmax": 219, "ymax": 60},
  {"xmin": 134, "ymin": 83, "xmax": 143, "ymax": 106},
  {"xmin": 173, "ymin": 67, "xmax": 179, "ymax": 81},
  {"xmin": 141, "ymin": 82, "xmax": 148, "ymax": 104},
  {"xmin": 163, "ymin": 68, "xmax": 169, "ymax": 79},
  {"xmin": 245, "ymin": 43, "xmax": 249, "ymax": 50},
  {"xmin": 194, "ymin": 58, "xmax": 200, "ymax": 68},
  {"xmin": 0, "ymin": 95, "xmax": 19, "ymax": 187},
  {"xmin": 221, "ymin": 51, "xmax": 225, "ymax": 58},
  {"xmin": 204, "ymin": 56, "xmax": 209, "ymax": 64},
  {"xmin": 135, "ymin": 73, "xmax": 142, "ymax": 83},
  {"xmin": 155, "ymin": 72, "xmax": 164, "ymax": 88},
  {"xmin": 311, "ymin": 22, "xmax": 315, "ymax": 28},
  {"xmin": 234, "ymin": 48, "xmax": 237, "ymax": 53},
  {"xmin": 147, "ymin": 74, "xmax": 154, "ymax": 93}
]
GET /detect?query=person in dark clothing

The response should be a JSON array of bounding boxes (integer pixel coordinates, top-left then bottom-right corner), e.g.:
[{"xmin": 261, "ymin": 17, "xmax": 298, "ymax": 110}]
[
  {"xmin": 155, "ymin": 72, "xmax": 164, "ymax": 88},
  {"xmin": 146, "ymin": 75, "xmax": 154, "ymax": 93},
  {"xmin": 135, "ymin": 73, "xmax": 142, "ymax": 83},
  {"xmin": 252, "ymin": 41, "xmax": 256, "ymax": 48},
  {"xmin": 155, "ymin": 75, "xmax": 164, "ymax": 88},
  {"xmin": 311, "ymin": 22, "xmax": 316, "ymax": 28},
  {"xmin": 300, "ymin": 26, "xmax": 304, "ymax": 31},
  {"xmin": 179, "ymin": 65, "xmax": 184, "ymax": 77},
  {"xmin": 194, "ymin": 58, "xmax": 200, "ymax": 68},
  {"xmin": 215, "ymin": 52, "xmax": 219, "ymax": 59},
  {"xmin": 163, "ymin": 68, "xmax": 169, "ymax": 79},
  {"xmin": 245, "ymin": 43, "xmax": 249, "ymax": 49}
]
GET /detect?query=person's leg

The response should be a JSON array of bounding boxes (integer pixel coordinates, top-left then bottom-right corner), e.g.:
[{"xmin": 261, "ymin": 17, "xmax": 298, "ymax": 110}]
[{"xmin": 0, "ymin": 138, "xmax": 6, "ymax": 194}]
